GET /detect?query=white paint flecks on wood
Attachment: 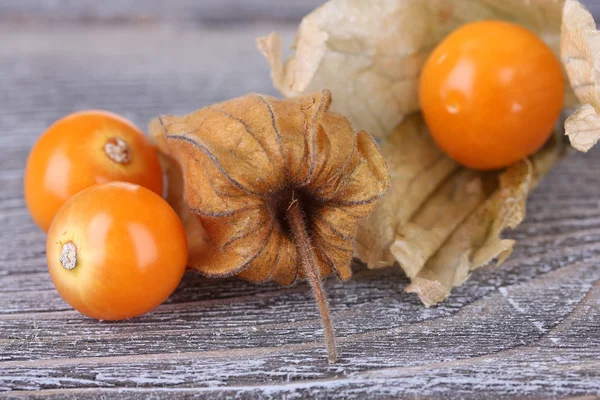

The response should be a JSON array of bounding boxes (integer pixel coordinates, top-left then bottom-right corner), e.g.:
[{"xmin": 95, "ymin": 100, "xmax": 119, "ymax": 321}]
[{"xmin": 1, "ymin": 1, "xmax": 600, "ymax": 399}]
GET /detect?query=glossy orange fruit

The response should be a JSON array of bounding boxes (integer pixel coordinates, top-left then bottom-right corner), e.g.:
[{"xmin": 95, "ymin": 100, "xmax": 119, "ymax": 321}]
[
  {"xmin": 419, "ymin": 20, "xmax": 565, "ymax": 170},
  {"xmin": 25, "ymin": 110, "xmax": 163, "ymax": 231},
  {"xmin": 47, "ymin": 182, "xmax": 188, "ymax": 320}
]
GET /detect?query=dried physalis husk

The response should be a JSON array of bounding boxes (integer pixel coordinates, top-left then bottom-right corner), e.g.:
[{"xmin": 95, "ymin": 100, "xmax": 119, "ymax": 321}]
[
  {"xmin": 562, "ymin": 0, "xmax": 600, "ymax": 152},
  {"xmin": 258, "ymin": 0, "xmax": 575, "ymax": 306},
  {"xmin": 150, "ymin": 89, "xmax": 389, "ymax": 362},
  {"xmin": 359, "ymin": 115, "xmax": 561, "ymax": 306}
]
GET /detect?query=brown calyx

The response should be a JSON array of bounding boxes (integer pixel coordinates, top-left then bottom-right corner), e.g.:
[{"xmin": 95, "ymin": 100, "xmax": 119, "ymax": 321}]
[
  {"xmin": 150, "ymin": 90, "xmax": 391, "ymax": 363},
  {"xmin": 269, "ymin": 186, "xmax": 318, "ymax": 237}
]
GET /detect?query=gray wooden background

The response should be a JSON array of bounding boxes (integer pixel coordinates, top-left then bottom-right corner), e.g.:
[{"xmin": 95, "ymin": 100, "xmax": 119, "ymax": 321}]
[{"xmin": 1, "ymin": 1, "xmax": 599, "ymax": 399}]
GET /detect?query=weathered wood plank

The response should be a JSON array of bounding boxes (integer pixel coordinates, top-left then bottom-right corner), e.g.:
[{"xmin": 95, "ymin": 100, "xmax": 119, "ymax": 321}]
[
  {"xmin": 0, "ymin": 0, "xmax": 598, "ymax": 28},
  {"xmin": 0, "ymin": 0, "xmax": 326, "ymax": 25},
  {"xmin": 0, "ymin": 269, "xmax": 598, "ymax": 397},
  {"xmin": 0, "ymin": 252, "xmax": 597, "ymax": 360},
  {"xmin": 1, "ymin": 4, "xmax": 600, "ymax": 398}
]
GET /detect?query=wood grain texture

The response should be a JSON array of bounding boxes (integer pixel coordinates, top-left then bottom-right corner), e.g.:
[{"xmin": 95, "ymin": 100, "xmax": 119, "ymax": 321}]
[
  {"xmin": 0, "ymin": 0, "xmax": 326, "ymax": 25},
  {"xmin": 1, "ymin": 1, "xmax": 600, "ymax": 399}
]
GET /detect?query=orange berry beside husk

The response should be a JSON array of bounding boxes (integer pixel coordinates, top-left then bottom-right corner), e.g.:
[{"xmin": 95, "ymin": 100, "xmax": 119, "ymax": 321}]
[
  {"xmin": 46, "ymin": 182, "xmax": 187, "ymax": 320},
  {"xmin": 419, "ymin": 20, "xmax": 565, "ymax": 170},
  {"xmin": 25, "ymin": 110, "xmax": 163, "ymax": 231}
]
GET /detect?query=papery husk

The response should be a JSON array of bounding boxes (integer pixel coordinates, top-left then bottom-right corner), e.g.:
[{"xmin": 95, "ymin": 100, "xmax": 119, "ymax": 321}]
[
  {"xmin": 258, "ymin": 0, "xmax": 580, "ymax": 306},
  {"xmin": 404, "ymin": 132, "xmax": 561, "ymax": 306},
  {"xmin": 258, "ymin": 0, "xmax": 566, "ymax": 141},
  {"xmin": 359, "ymin": 116, "xmax": 562, "ymax": 306},
  {"xmin": 561, "ymin": 0, "xmax": 600, "ymax": 152},
  {"xmin": 156, "ymin": 150, "xmax": 211, "ymax": 269},
  {"xmin": 150, "ymin": 90, "xmax": 389, "ymax": 285}
]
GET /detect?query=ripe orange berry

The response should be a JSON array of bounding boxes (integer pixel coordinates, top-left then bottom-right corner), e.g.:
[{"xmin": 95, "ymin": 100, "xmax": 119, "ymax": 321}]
[
  {"xmin": 46, "ymin": 182, "xmax": 188, "ymax": 320},
  {"xmin": 419, "ymin": 20, "xmax": 565, "ymax": 170},
  {"xmin": 25, "ymin": 110, "xmax": 163, "ymax": 231}
]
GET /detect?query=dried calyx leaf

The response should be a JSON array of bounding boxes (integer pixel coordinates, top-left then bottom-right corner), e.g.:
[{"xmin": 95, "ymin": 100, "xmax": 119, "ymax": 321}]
[
  {"xmin": 151, "ymin": 89, "xmax": 389, "ymax": 362},
  {"xmin": 561, "ymin": 0, "xmax": 600, "ymax": 152}
]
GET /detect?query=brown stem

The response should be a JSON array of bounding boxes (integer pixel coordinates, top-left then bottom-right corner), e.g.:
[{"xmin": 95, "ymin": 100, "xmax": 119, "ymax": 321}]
[{"xmin": 287, "ymin": 198, "xmax": 338, "ymax": 363}]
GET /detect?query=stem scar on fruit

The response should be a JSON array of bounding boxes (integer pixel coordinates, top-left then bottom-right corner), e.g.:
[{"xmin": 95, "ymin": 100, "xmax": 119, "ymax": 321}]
[
  {"xmin": 150, "ymin": 89, "xmax": 390, "ymax": 363},
  {"xmin": 46, "ymin": 182, "xmax": 188, "ymax": 321},
  {"xmin": 103, "ymin": 136, "xmax": 131, "ymax": 165},
  {"xmin": 59, "ymin": 241, "xmax": 77, "ymax": 271}
]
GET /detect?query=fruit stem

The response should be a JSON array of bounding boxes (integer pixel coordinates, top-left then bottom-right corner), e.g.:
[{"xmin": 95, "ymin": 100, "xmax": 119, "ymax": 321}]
[
  {"xmin": 104, "ymin": 137, "xmax": 131, "ymax": 164},
  {"xmin": 60, "ymin": 242, "xmax": 77, "ymax": 270},
  {"xmin": 287, "ymin": 195, "xmax": 338, "ymax": 363}
]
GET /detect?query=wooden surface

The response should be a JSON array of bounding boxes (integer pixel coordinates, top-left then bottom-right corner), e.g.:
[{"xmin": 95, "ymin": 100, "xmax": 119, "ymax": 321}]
[{"xmin": 1, "ymin": 1, "xmax": 600, "ymax": 399}]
